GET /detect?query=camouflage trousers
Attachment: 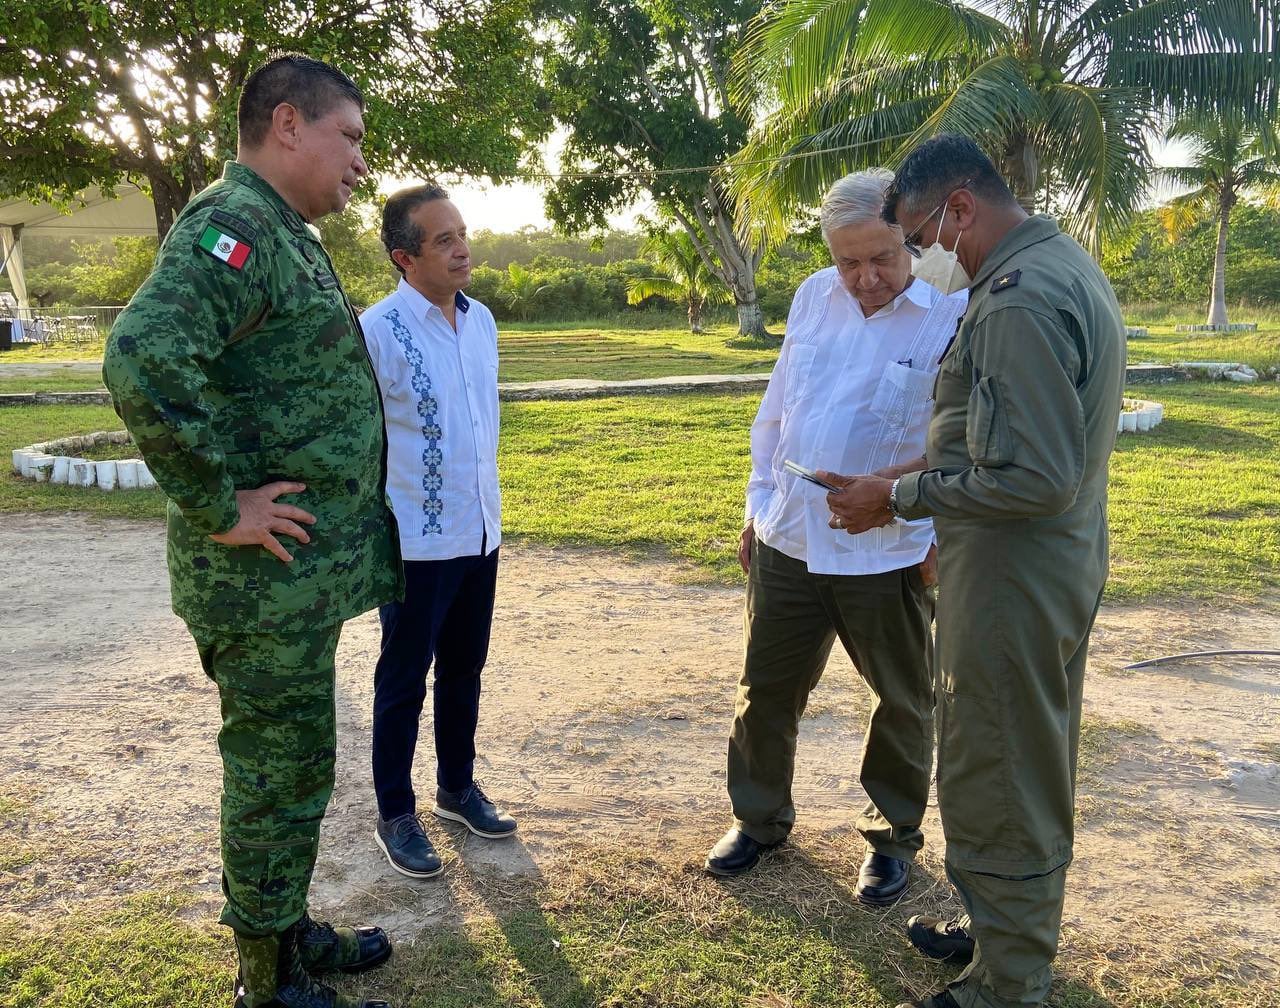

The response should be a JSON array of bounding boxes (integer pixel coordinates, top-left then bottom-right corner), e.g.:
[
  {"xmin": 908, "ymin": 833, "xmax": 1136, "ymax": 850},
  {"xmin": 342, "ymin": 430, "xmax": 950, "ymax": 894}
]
[{"xmin": 191, "ymin": 623, "xmax": 343, "ymax": 938}]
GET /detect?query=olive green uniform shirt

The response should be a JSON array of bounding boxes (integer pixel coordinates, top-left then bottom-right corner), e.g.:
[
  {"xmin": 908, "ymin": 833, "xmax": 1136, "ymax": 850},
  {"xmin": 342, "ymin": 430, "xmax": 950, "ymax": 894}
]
[
  {"xmin": 896, "ymin": 214, "xmax": 1126, "ymax": 876},
  {"xmin": 104, "ymin": 162, "xmax": 402, "ymax": 633}
]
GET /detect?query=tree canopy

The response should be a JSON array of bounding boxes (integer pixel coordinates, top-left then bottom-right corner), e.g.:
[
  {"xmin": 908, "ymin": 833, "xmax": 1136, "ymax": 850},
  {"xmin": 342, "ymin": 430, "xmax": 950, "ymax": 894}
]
[
  {"xmin": 0, "ymin": 0, "xmax": 548, "ymax": 236},
  {"xmin": 730, "ymin": 0, "xmax": 1280, "ymax": 250},
  {"xmin": 536, "ymin": 0, "xmax": 776, "ymax": 337}
]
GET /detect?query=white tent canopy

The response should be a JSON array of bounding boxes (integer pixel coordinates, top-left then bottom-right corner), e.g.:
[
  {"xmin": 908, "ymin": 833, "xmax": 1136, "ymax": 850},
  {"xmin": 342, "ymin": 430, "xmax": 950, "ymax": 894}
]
[{"xmin": 0, "ymin": 183, "xmax": 157, "ymax": 309}]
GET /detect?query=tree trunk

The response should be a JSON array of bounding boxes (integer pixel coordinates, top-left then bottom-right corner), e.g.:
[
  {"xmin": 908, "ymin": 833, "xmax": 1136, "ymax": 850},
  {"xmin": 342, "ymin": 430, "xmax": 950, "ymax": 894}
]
[
  {"xmin": 1002, "ymin": 137, "xmax": 1039, "ymax": 213},
  {"xmin": 670, "ymin": 184, "xmax": 774, "ymax": 340},
  {"xmin": 1207, "ymin": 194, "xmax": 1231, "ymax": 327},
  {"xmin": 688, "ymin": 296, "xmax": 704, "ymax": 333},
  {"xmin": 148, "ymin": 172, "xmax": 186, "ymax": 241},
  {"xmin": 735, "ymin": 300, "xmax": 768, "ymax": 340}
]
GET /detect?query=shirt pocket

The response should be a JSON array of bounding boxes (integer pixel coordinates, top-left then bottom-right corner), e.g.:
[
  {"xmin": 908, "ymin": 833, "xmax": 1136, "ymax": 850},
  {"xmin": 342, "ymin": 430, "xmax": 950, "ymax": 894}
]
[
  {"xmin": 870, "ymin": 361, "xmax": 935, "ymax": 431},
  {"xmin": 966, "ymin": 374, "xmax": 1013, "ymax": 465},
  {"xmin": 782, "ymin": 344, "xmax": 819, "ymax": 410}
]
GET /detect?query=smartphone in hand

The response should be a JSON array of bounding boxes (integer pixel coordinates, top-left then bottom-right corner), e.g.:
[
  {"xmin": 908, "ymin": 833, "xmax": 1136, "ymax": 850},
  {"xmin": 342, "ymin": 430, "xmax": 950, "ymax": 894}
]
[{"xmin": 783, "ymin": 459, "xmax": 844, "ymax": 493}]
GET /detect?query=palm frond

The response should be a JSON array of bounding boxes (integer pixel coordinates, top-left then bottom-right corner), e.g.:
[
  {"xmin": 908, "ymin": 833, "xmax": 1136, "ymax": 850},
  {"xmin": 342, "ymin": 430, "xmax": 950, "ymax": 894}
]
[
  {"xmin": 1037, "ymin": 83, "xmax": 1154, "ymax": 250},
  {"xmin": 1156, "ymin": 193, "xmax": 1210, "ymax": 241},
  {"xmin": 1111, "ymin": 52, "xmax": 1280, "ymax": 121},
  {"xmin": 732, "ymin": 0, "xmax": 871, "ymax": 107},
  {"xmin": 853, "ymin": 0, "xmax": 1010, "ymax": 62},
  {"xmin": 1076, "ymin": 0, "xmax": 1265, "ymax": 57},
  {"xmin": 625, "ymin": 276, "xmax": 687, "ymax": 305}
]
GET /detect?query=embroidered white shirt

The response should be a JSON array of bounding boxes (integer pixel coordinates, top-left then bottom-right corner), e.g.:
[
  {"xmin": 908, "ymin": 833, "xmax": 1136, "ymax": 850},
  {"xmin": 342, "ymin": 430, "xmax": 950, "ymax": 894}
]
[
  {"xmin": 361, "ymin": 279, "xmax": 501, "ymax": 561},
  {"xmin": 747, "ymin": 270, "xmax": 967, "ymax": 576}
]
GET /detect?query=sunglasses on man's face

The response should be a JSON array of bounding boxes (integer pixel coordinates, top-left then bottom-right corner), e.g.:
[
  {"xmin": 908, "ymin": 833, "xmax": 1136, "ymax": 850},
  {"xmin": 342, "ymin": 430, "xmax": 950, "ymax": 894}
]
[{"xmin": 900, "ymin": 181, "xmax": 973, "ymax": 258}]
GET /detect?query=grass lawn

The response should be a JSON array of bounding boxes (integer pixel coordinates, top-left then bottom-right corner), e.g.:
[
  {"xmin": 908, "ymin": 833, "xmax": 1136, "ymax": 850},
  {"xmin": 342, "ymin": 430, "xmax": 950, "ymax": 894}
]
[
  {"xmin": 1123, "ymin": 320, "xmax": 1280, "ymax": 375},
  {"xmin": 0, "ymin": 842, "xmax": 1265, "ymax": 1008},
  {"xmin": 3, "ymin": 382, "xmax": 1278, "ymax": 601},
  {"xmin": 0, "ymin": 323, "xmax": 780, "ymax": 394}
]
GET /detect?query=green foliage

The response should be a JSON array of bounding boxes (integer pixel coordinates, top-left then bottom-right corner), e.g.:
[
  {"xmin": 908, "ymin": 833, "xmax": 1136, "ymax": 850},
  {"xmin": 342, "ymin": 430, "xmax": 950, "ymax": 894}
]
[
  {"xmin": 0, "ymin": 1, "xmax": 548, "ymax": 235},
  {"xmin": 536, "ymin": 0, "xmax": 774, "ymax": 335},
  {"xmin": 468, "ymin": 229, "xmax": 645, "ymax": 269},
  {"xmin": 66, "ymin": 238, "xmax": 158, "ymax": 306},
  {"xmin": 732, "ymin": 0, "xmax": 1280, "ymax": 250},
  {"xmin": 1103, "ymin": 204, "xmax": 1280, "ymax": 308},
  {"xmin": 627, "ymin": 230, "xmax": 734, "ymax": 331},
  {"xmin": 317, "ymin": 210, "xmax": 395, "ymax": 310},
  {"xmin": 502, "ymin": 263, "xmax": 550, "ymax": 321}
]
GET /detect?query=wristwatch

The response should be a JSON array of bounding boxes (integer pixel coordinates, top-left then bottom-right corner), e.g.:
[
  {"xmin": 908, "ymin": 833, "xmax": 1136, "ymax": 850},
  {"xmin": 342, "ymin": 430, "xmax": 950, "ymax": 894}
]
[{"xmin": 887, "ymin": 478, "xmax": 901, "ymax": 518}]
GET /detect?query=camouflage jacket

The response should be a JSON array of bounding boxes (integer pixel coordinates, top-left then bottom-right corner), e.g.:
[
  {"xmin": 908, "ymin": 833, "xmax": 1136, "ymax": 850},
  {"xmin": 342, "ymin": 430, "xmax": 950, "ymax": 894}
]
[{"xmin": 103, "ymin": 162, "xmax": 402, "ymax": 633}]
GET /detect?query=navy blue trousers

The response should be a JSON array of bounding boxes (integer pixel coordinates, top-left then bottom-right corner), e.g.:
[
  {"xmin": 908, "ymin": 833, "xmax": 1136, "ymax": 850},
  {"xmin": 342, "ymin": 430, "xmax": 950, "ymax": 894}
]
[{"xmin": 372, "ymin": 548, "xmax": 499, "ymax": 821}]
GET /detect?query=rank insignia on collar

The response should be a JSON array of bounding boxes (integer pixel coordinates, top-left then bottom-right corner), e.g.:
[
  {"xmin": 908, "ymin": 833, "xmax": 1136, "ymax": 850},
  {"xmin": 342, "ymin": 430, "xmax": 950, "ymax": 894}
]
[{"xmin": 991, "ymin": 269, "xmax": 1021, "ymax": 292}]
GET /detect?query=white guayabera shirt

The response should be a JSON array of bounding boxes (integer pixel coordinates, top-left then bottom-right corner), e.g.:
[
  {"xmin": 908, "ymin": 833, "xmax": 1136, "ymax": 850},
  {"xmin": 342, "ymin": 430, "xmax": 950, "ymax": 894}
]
[
  {"xmin": 747, "ymin": 270, "xmax": 967, "ymax": 576},
  {"xmin": 361, "ymin": 278, "xmax": 502, "ymax": 561}
]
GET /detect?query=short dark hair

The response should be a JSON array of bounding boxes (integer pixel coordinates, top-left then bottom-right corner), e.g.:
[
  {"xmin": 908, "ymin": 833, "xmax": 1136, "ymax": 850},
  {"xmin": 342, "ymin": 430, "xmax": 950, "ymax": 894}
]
[
  {"xmin": 238, "ymin": 54, "xmax": 364, "ymax": 149},
  {"xmin": 381, "ymin": 184, "xmax": 451, "ymax": 275},
  {"xmin": 882, "ymin": 133, "xmax": 1016, "ymax": 226}
]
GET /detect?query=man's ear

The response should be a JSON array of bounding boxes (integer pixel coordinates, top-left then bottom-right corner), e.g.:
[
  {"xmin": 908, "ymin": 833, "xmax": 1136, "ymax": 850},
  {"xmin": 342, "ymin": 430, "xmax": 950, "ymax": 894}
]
[
  {"xmin": 390, "ymin": 248, "xmax": 415, "ymax": 274},
  {"xmin": 270, "ymin": 102, "xmax": 303, "ymax": 149},
  {"xmin": 950, "ymin": 188, "xmax": 978, "ymax": 231}
]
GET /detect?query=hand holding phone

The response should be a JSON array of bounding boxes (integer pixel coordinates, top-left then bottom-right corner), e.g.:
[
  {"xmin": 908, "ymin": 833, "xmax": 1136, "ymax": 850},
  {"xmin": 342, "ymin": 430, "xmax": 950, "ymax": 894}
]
[{"xmin": 783, "ymin": 459, "xmax": 845, "ymax": 493}]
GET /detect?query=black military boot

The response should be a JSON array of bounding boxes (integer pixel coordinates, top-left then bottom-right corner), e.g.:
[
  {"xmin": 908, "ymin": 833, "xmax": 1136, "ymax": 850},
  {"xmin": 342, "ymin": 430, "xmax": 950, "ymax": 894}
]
[
  {"xmin": 233, "ymin": 923, "xmax": 391, "ymax": 1008},
  {"xmin": 296, "ymin": 911, "xmax": 392, "ymax": 973}
]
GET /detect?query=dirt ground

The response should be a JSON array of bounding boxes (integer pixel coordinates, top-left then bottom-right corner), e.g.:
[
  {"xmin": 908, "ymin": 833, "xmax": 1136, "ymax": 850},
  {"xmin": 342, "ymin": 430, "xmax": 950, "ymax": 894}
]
[{"xmin": 2, "ymin": 514, "xmax": 1277, "ymax": 980}]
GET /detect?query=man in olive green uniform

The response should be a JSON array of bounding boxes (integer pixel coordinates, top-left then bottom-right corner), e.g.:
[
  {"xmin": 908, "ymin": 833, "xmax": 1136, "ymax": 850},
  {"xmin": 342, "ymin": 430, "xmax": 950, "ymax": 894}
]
[
  {"xmin": 103, "ymin": 55, "xmax": 401, "ymax": 1008},
  {"xmin": 822, "ymin": 134, "xmax": 1125, "ymax": 1008}
]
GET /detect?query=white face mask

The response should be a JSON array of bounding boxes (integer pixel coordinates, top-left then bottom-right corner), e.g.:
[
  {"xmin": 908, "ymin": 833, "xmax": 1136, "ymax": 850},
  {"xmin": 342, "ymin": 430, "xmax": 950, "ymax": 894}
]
[{"xmin": 910, "ymin": 211, "xmax": 970, "ymax": 295}]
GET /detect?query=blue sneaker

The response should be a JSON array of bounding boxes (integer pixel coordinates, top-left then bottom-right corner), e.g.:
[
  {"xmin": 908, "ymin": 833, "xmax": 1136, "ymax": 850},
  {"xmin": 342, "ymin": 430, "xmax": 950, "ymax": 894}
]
[
  {"xmin": 431, "ymin": 783, "xmax": 517, "ymax": 839},
  {"xmin": 374, "ymin": 813, "xmax": 444, "ymax": 879}
]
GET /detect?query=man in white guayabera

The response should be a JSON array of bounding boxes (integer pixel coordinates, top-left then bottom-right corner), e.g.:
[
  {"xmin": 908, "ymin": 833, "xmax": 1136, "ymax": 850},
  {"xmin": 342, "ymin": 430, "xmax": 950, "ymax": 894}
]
[
  {"xmin": 361, "ymin": 184, "xmax": 516, "ymax": 883},
  {"xmin": 705, "ymin": 169, "xmax": 966, "ymax": 905}
]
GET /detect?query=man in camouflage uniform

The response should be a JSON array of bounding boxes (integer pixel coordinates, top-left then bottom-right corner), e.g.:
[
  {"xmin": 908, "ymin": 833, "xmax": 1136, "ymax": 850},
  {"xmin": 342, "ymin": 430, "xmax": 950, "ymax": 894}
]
[
  {"xmin": 824, "ymin": 134, "xmax": 1125, "ymax": 1008},
  {"xmin": 103, "ymin": 55, "xmax": 402, "ymax": 1008}
]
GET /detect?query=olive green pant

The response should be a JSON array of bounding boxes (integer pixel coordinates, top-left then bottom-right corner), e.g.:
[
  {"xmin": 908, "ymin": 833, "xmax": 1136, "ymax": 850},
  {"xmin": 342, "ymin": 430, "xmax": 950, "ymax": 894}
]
[
  {"xmin": 933, "ymin": 518, "xmax": 1104, "ymax": 1008},
  {"xmin": 727, "ymin": 539, "xmax": 935, "ymax": 859},
  {"xmin": 191, "ymin": 623, "xmax": 343, "ymax": 938}
]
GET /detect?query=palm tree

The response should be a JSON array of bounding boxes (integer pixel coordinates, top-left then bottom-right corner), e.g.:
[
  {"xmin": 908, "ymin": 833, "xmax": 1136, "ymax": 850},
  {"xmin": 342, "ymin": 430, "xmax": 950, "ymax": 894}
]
[
  {"xmin": 729, "ymin": 0, "xmax": 1279, "ymax": 251},
  {"xmin": 503, "ymin": 263, "xmax": 548, "ymax": 322},
  {"xmin": 626, "ymin": 230, "xmax": 735, "ymax": 333},
  {"xmin": 1157, "ymin": 112, "xmax": 1280, "ymax": 326}
]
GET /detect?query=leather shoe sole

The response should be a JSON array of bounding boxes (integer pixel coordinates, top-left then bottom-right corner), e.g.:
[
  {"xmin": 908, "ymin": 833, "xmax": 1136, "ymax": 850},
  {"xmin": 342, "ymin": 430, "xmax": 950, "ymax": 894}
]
[{"xmin": 431, "ymin": 804, "xmax": 518, "ymax": 839}]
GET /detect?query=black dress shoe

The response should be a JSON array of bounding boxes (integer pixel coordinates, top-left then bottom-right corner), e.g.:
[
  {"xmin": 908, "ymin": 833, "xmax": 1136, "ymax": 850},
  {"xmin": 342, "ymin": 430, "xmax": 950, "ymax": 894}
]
[
  {"xmin": 895, "ymin": 991, "xmax": 961, "ymax": 1008},
  {"xmin": 704, "ymin": 828, "xmax": 782, "ymax": 877},
  {"xmin": 375, "ymin": 813, "xmax": 444, "ymax": 879},
  {"xmin": 906, "ymin": 914, "xmax": 974, "ymax": 965},
  {"xmin": 855, "ymin": 851, "xmax": 910, "ymax": 905}
]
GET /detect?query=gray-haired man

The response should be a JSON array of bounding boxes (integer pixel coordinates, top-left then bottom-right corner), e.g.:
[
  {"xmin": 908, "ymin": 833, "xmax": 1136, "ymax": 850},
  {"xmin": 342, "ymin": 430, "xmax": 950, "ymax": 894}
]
[{"xmin": 705, "ymin": 170, "xmax": 967, "ymax": 900}]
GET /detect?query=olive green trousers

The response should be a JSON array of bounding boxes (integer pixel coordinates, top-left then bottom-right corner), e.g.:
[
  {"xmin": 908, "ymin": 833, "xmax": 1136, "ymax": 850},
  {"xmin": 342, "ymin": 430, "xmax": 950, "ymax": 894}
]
[
  {"xmin": 192, "ymin": 623, "xmax": 343, "ymax": 938},
  {"xmin": 727, "ymin": 539, "xmax": 935, "ymax": 860},
  {"xmin": 933, "ymin": 516, "xmax": 1105, "ymax": 1008}
]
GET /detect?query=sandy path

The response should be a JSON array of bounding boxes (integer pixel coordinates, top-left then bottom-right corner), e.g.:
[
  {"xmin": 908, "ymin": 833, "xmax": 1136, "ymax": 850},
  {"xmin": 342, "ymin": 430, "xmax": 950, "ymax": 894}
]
[{"xmin": 1, "ymin": 515, "xmax": 1276, "ymax": 974}]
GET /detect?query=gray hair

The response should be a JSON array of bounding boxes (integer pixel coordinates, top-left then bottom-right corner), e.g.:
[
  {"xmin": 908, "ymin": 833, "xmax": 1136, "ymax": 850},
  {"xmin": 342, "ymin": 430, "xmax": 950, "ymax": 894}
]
[{"xmin": 820, "ymin": 168, "xmax": 896, "ymax": 241}]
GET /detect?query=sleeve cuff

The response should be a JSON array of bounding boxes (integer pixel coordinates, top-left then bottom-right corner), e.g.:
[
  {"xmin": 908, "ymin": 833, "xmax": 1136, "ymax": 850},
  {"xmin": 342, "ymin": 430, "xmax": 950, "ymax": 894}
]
[
  {"xmin": 894, "ymin": 470, "xmax": 931, "ymax": 521},
  {"xmin": 180, "ymin": 497, "xmax": 240, "ymax": 536}
]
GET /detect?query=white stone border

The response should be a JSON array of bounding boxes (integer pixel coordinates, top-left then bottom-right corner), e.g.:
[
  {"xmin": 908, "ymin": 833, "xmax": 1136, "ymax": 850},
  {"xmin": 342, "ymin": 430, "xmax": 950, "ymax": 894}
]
[
  {"xmin": 11, "ymin": 430, "xmax": 156, "ymax": 490},
  {"xmin": 1119, "ymin": 397, "xmax": 1164, "ymax": 434}
]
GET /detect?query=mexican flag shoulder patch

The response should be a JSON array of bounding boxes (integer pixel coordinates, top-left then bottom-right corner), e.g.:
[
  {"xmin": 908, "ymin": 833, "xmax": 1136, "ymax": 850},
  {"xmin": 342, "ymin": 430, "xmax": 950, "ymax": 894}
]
[{"xmin": 198, "ymin": 225, "xmax": 252, "ymax": 269}]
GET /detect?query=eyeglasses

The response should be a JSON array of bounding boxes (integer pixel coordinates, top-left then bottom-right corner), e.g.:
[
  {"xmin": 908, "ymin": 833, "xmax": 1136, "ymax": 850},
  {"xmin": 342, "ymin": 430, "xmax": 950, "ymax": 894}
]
[{"xmin": 901, "ymin": 180, "xmax": 972, "ymax": 258}]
